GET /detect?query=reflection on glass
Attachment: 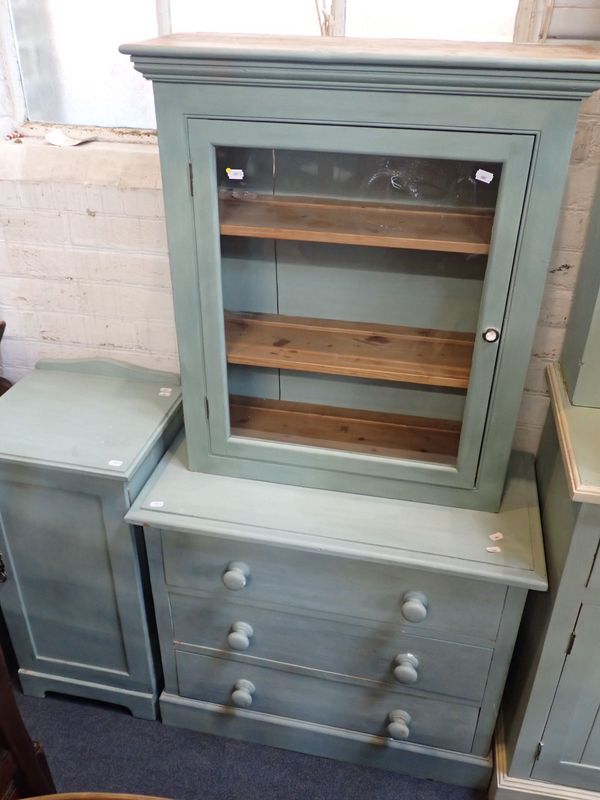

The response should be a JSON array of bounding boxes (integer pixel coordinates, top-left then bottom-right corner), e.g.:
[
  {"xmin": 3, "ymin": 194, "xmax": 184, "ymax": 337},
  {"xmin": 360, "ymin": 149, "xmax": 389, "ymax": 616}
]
[{"xmin": 215, "ymin": 146, "xmax": 501, "ymax": 466}]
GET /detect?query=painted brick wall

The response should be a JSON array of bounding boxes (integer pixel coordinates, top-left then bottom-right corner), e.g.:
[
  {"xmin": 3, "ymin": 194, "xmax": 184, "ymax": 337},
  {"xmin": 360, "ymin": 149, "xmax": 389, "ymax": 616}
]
[{"xmin": 1, "ymin": 99, "xmax": 600, "ymax": 452}]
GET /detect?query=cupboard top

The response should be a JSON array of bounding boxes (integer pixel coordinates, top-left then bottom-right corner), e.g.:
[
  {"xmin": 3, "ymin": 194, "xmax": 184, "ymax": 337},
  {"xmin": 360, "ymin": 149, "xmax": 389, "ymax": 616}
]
[
  {"xmin": 0, "ymin": 359, "xmax": 182, "ymax": 479},
  {"xmin": 127, "ymin": 435, "xmax": 547, "ymax": 590},
  {"xmin": 547, "ymin": 363, "xmax": 600, "ymax": 505},
  {"xmin": 120, "ymin": 33, "xmax": 600, "ymax": 100},
  {"xmin": 120, "ymin": 32, "xmax": 600, "ymax": 70}
]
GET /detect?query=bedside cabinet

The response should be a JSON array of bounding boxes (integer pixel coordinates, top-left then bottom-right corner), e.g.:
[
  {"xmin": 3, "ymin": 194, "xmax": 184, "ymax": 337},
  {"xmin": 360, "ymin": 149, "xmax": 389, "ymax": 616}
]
[
  {"xmin": 0, "ymin": 359, "xmax": 182, "ymax": 719},
  {"xmin": 127, "ymin": 437, "xmax": 546, "ymax": 786}
]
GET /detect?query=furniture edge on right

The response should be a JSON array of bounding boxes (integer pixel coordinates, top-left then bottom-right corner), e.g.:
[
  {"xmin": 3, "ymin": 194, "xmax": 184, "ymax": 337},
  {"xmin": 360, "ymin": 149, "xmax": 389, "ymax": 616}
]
[{"xmin": 491, "ymin": 362, "xmax": 600, "ymax": 799}]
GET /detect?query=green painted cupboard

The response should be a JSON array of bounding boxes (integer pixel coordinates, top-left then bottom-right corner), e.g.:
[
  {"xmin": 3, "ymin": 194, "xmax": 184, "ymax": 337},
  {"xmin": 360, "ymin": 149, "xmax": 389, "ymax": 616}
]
[
  {"xmin": 492, "ymin": 364, "xmax": 600, "ymax": 799},
  {"xmin": 120, "ymin": 33, "xmax": 600, "ymax": 511},
  {"xmin": 0, "ymin": 359, "xmax": 182, "ymax": 719}
]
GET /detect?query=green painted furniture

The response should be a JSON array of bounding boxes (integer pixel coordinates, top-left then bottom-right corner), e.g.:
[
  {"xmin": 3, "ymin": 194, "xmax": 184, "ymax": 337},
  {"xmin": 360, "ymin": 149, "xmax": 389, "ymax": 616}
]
[
  {"xmin": 120, "ymin": 34, "xmax": 600, "ymax": 511},
  {"xmin": 561, "ymin": 180, "xmax": 600, "ymax": 408},
  {"xmin": 127, "ymin": 437, "xmax": 546, "ymax": 788},
  {"xmin": 492, "ymin": 363, "xmax": 600, "ymax": 800},
  {"xmin": 0, "ymin": 359, "xmax": 183, "ymax": 719}
]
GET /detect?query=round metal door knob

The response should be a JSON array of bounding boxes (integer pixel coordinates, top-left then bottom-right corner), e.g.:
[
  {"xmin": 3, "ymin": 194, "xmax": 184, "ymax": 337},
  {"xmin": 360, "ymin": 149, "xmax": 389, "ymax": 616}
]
[
  {"xmin": 231, "ymin": 679, "xmax": 255, "ymax": 708},
  {"xmin": 222, "ymin": 561, "xmax": 250, "ymax": 591},
  {"xmin": 482, "ymin": 326, "xmax": 501, "ymax": 343},
  {"xmin": 393, "ymin": 653, "xmax": 419, "ymax": 684},
  {"xmin": 227, "ymin": 621, "xmax": 254, "ymax": 651},
  {"xmin": 401, "ymin": 591, "xmax": 429, "ymax": 623},
  {"xmin": 388, "ymin": 709, "xmax": 412, "ymax": 740}
]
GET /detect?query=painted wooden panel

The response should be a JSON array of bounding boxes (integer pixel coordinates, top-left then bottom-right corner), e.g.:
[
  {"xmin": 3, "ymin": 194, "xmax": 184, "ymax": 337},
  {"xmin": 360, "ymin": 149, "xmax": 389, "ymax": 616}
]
[
  {"xmin": 0, "ymin": 481, "xmax": 128, "ymax": 673},
  {"xmin": 161, "ymin": 529, "xmax": 507, "ymax": 640},
  {"xmin": 175, "ymin": 649, "xmax": 479, "ymax": 752},
  {"xmin": 531, "ymin": 604, "xmax": 600, "ymax": 789},
  {"xmin": 276, "ymin": 241, "xmax": 485, "ymax": 333},
  {"xmin": 168, "ymin": 591, "xmax": 493, "ymax": 701}
]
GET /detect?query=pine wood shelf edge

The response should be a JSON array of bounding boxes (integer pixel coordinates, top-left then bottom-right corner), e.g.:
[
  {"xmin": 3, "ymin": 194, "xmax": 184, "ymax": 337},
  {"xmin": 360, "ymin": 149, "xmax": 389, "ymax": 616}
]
[
  {"xmin": 219, "ymin": 195, "xmax": 493, "ymax": 254},
  {"xmin": 225, "ymin": 311, "xmax": 474, "ymax": 389},
  {"xmin": 230, "ymin": 395, "xmax": 460, "ymax": 462}
]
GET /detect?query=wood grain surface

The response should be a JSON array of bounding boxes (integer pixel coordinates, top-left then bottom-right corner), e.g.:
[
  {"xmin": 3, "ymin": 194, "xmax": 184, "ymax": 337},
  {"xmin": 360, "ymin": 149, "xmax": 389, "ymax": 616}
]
[{"xmin": 225, "ymin": 312, "xmax": 474, "ymax": 389}]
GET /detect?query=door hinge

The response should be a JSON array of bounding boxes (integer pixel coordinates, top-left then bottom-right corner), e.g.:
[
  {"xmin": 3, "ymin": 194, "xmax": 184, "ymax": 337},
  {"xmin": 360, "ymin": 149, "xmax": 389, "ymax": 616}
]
[
  {"xmin": 534, "ymin": 741, "xmax": 543, "ymax": 761},
  {"xmin": 566, "ymin": 631, "xmax": 576, "ymax": 655},
  {"xmin": 188, "ymin": 162, "xmax": 194, "ymax": 196},
  {"xmin": 204, "ymin": 396, "xmax": 210, "ymax": 419}
]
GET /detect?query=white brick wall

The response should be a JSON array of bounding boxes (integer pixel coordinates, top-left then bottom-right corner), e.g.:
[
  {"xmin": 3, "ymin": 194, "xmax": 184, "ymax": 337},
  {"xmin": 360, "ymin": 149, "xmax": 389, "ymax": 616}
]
[
  {"xmin": 0, "ymin": 138, "xmax": 178, "ymax": 381},
  {"xmin": 1, "ymin": 109, "xmax": 600, "ymax": 452}
]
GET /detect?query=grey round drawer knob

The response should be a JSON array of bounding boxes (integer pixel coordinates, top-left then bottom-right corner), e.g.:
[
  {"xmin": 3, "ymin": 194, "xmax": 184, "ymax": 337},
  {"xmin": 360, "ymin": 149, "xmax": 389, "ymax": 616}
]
[
  {"xmin": 388, "ymin": 709, "xmax": 412, "ymax": 740},
  {"xmin": 227, "ymin": 621, "xmax": 254, "ymax": 651},
  {"xmin": 222, "ymin": 561, "xmax": 250, "ymax": 591},
  {"xmin": 393, "ymin": 653, "xmax": 419, "ymax": 684},
  {"xmin": 231, "ymin": 679, "xmax": 255, "ymax": 708},
  {"xmin": 401, "ymin": 591, "xmax": 429, "ymax": 623}
]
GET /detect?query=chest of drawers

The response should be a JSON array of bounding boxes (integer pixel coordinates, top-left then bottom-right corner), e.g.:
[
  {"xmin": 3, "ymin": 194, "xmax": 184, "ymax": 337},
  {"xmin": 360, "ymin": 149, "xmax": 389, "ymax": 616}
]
[{"xmin": 127, "ymin": 437, "xmax": 546, "ymax": 785}]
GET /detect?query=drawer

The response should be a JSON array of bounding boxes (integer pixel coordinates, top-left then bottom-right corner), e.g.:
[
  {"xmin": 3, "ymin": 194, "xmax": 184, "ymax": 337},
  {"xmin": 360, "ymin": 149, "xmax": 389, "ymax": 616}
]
[
  {"xmin": 175, "ymin": 649, "xmax": 478, "ymax": 752},
  {"xmin": 162, "ymin": 530, "xmax": 506, "ymax": 640},
  {"xmin": 170, "ymin": 592, "xmax": 493, "ymax": 701}
]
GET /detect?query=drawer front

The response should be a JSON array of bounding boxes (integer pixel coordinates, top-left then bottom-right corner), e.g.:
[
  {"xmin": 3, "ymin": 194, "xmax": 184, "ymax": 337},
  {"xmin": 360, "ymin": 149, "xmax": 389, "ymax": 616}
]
[
  {"xmin": 176, "ymin": 649, "xmax": 478, "ymax": 752},
  {"xmin": 170, "ymin": 592, "xmax": 493, "ymax": 701},
  {"xmin": 162, "ymin": 530, "xmax": 506, "ymax": 640}
]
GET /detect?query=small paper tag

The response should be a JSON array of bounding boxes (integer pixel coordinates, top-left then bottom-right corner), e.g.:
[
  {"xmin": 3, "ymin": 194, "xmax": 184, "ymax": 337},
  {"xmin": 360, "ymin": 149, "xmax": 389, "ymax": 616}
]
[
  {"xmin": 149, "ymin": 500, "xmax": 164, "ymax": 509},
  {"xmin": 486, "ymin": 545, "xmax": 502, "ymax": 554},
  {"xmin": 475, "ymin": 169, "xmax": 494, "ymax": 184},
  {"xmin": 226, "ymin": 168, "xmax": 244, "ymax": 180},
  {"xmin": 489, "ymin": 532, "xmax": 504, "ymax": 541},
  {"xmin": 158, "ymin": 387, "xmax": 172, "ymax": 397},
  {"xmin": 108, "ymin": 459, "xmax": 123, "ymax": 467}
]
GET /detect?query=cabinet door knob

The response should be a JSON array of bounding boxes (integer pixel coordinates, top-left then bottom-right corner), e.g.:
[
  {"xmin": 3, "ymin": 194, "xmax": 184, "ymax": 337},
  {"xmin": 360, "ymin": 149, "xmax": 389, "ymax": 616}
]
[
  {"xmin": 227, "ymin": 621, "xmax": 254, "ymax": 651},
  {"xmin": 393, "ymin": 653, "xmax": 419, "ymax": 684},
  {"xmin": 231, "ymin": 679, "xmax": 255, "ymax": 708},
  {"xmin": 401, "ymin": 591, "xmax": 429, "ymax": 623},
  {"xmin": 222, "ymin": 561, "xmax": 250, "ymax": 591},
  {"xmin": 388, "ymin": 709, "xmax": 411, "ymax": 740}
]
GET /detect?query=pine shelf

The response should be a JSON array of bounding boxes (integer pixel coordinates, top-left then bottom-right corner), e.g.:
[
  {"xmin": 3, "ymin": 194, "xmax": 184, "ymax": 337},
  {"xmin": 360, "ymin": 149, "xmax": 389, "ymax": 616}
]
[
  {"xmin": 225, "ymin": 311, "xmax": 474, "ymax": 389},
  {"xmin": 230, "ymin": 396, "xmax": 460, "ymax": 463},
  {"xmin": 219, "ymin": 194, "xmax": 493, "ymax": 254}
]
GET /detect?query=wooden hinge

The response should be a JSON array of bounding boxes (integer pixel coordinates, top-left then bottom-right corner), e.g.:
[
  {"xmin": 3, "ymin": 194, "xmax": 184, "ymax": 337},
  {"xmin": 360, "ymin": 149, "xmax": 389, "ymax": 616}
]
[
  {"xmin": 534, "ymin": 741, "xmax": 543, "ymax": 761},
  {"xmin": 188, "ymin": 162, "xmax": 194, "ymax": 196},
  {"xmin": 204, "ymin": 396, "xmax": 210, "ymax": 419},
  {"xmin": 566, "ymin": 631, "xmax": 576, "ymax": 655}
]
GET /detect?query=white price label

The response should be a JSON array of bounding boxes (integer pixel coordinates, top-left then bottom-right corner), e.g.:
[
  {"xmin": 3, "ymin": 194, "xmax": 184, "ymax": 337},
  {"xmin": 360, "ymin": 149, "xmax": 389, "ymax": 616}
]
[
  {"xmin": 226, "ymin": 168, "xmax": 244, "ymax": 180},
  {"xmin": 486, "ymin": 545, "xmax": 502, "ymax": 554},
  {"xmin": 475, "ymin": 169, "xmax": 494, "ymax": 184},
  {"xmin": 108, "ymin": 459, "xmax": 123, "ymax": 467},
  {"xmin": 489, "ymin": 531, "xmax": 504, "ymax": 541},
  {"xmin": 149, "ymin": 500, "xmax": 164, "ymax": 508}
]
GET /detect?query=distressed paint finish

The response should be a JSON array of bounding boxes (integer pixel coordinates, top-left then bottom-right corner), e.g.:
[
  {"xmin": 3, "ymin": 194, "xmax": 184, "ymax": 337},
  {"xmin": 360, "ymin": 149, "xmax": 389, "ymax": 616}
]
[
  {"xmin": 128, "ymin": 435, "xmax": 546, "ymax": 782},
  {"xmin": 0, "ymin": 358, "xmax": 183, "ymax": 718},
  {"xmin": 120, "ymin": 33, "xmax": 600, "ymax": 510}
]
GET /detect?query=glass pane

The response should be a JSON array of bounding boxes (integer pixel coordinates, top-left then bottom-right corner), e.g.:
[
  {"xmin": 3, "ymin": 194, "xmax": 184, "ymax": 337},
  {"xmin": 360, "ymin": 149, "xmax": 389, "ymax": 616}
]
[
  {"xmin": 217, "ymin": 146, "xmax": 501, "ymax": 466},
  {"xmin": 345, "ymin": 0, "xmax": 520, "ymax": 41},
  {"xmin": 10, "ymin": 0, "xmax": 157, "ymax": 127},
  {"xmin": 171, "ymin": 0, "xmax": 321, "ymax": 35}
]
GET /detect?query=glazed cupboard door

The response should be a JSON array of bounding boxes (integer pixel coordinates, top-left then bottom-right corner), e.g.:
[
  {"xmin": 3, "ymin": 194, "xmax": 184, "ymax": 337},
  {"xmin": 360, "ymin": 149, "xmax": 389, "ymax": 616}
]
[
  {"xmin": 188, "ymin": 119, "xmax": 533, "ymax": 490},
  {"xmin": 531, "ymin": 605, "xmax": 600, "ymax": 790}
]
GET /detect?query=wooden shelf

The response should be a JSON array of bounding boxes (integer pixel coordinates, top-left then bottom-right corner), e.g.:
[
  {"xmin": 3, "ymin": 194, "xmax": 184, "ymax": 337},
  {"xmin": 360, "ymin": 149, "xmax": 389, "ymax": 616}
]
[
  {"xmin": 219, "ymin": 195, "xmax": 493, "ymax": 255},
  {"xmin": 226, "ymin": 312, "xmax": 474, "ymax": 389},
  {"xmin": 230, "ymin": 396, "xmax": 460, "ymax": 463}
]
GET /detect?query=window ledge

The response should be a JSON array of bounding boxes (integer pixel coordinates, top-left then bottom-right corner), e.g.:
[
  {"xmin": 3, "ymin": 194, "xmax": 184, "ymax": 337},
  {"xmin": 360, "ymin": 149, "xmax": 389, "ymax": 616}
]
[{"xmin": 0, "ymin": 124, "xmax": 161, "ymax": 189}]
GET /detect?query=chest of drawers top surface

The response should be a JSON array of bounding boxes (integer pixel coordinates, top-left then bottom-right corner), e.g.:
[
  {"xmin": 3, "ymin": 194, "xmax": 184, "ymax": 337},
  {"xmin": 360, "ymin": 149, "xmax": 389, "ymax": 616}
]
[
  {"xmin": 0, "ymin": 359, "xmax": 182, "ymax": 479},
  {"xmin": 128, "ymin": 436, "xmax": 546, "ymax": 590}
]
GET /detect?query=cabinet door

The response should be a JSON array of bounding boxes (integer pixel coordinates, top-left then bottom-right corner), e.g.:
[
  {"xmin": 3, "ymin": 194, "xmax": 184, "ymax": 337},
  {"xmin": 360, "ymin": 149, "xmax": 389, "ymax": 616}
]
[
  {"xmin": 188, "ymin": 119, "xmax": 533, "ymax": 491},
  {"xmin": 532, "ymin": 605, "xmax": 600, "ymax": 790}
]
